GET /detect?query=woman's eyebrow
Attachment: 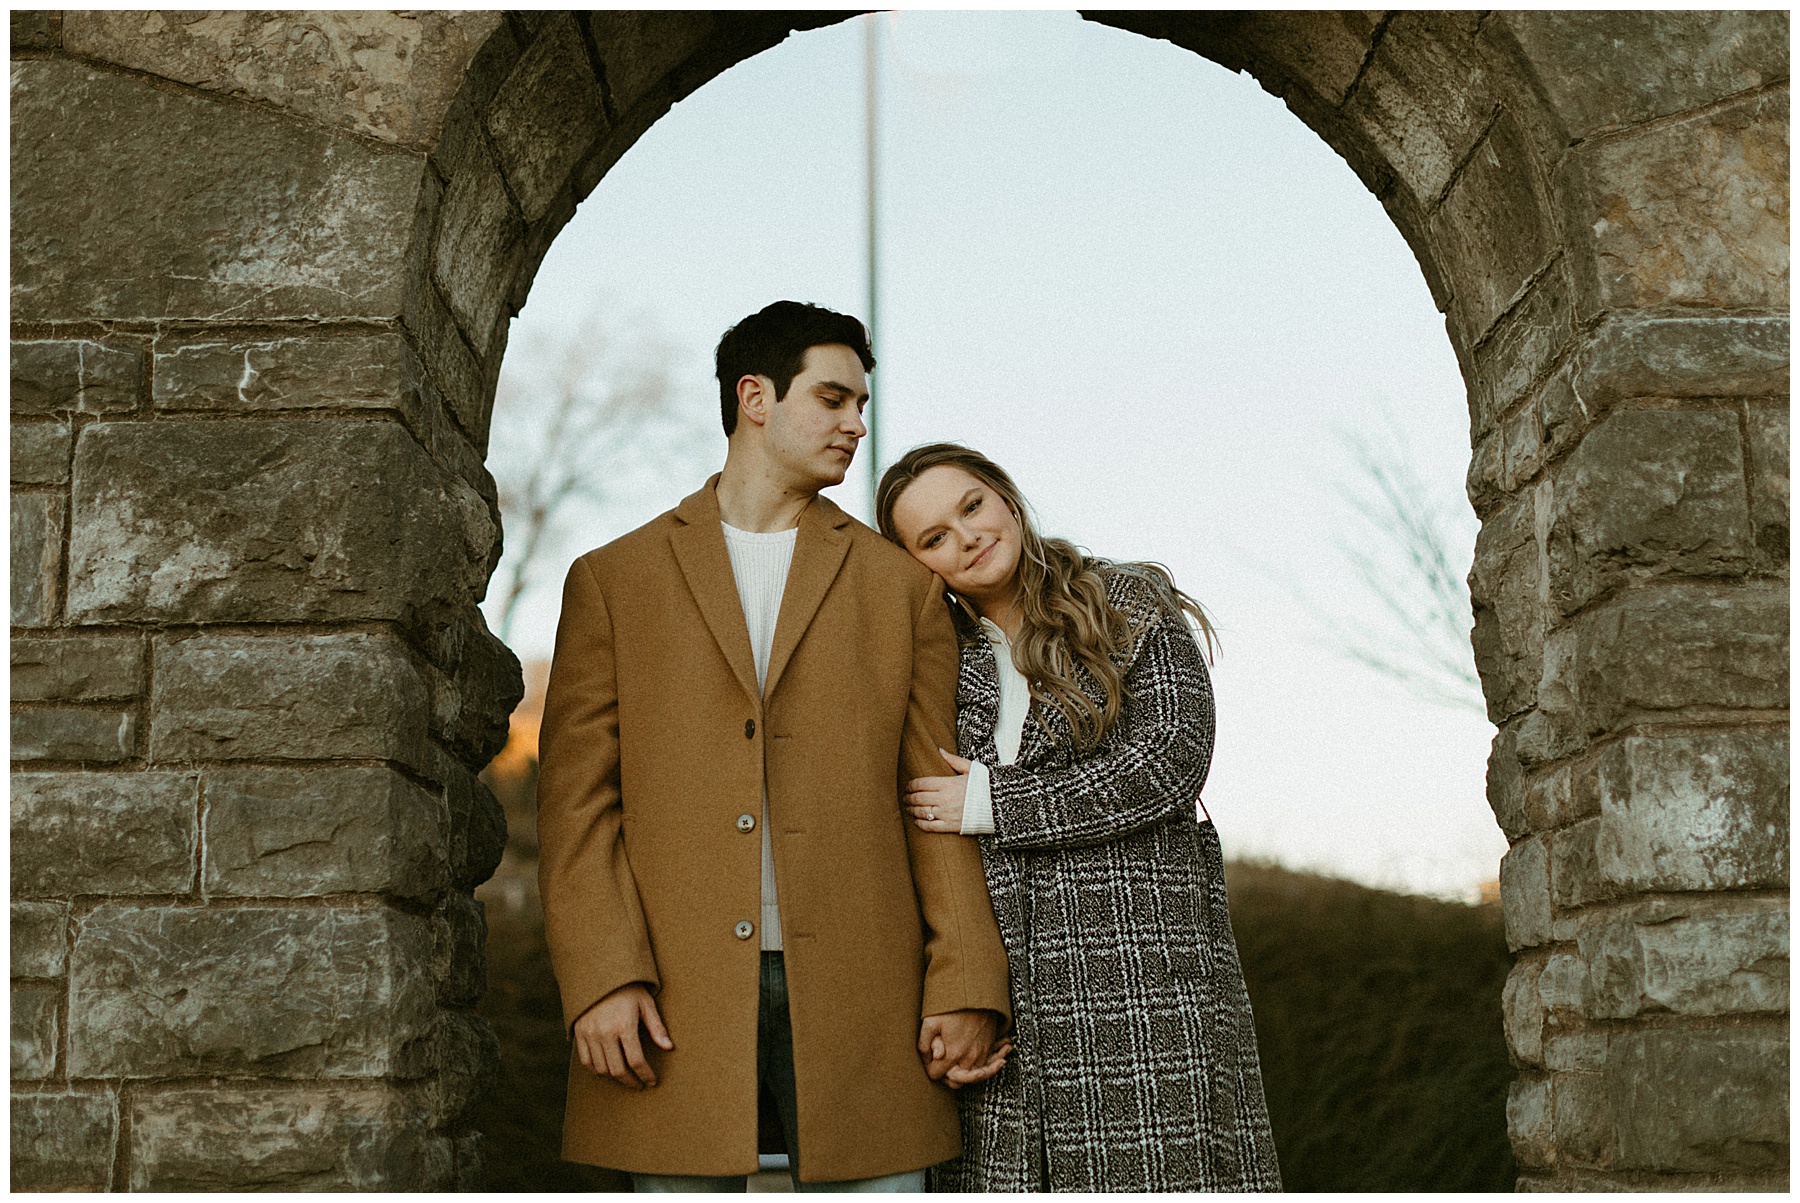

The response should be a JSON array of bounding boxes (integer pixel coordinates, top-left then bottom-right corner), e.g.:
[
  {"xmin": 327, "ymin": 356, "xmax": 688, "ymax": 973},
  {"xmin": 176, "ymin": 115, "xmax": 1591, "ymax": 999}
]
[{"xmin": 912, "ymin": 490, "xmax": 982, "ymax": 547}]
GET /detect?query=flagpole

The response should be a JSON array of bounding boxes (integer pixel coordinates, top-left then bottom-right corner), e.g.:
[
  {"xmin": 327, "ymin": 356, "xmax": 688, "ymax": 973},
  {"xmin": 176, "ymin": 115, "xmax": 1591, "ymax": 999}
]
[{"xmin": 864, "ymin": 12, "xmax": 881, "ymax": 497}]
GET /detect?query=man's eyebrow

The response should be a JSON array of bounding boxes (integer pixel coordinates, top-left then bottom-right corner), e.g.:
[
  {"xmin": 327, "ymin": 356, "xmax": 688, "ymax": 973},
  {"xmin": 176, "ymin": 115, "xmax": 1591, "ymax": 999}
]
[{"xmin": 814, "ymin": 379, "xmax": 870, "ymax": 401}]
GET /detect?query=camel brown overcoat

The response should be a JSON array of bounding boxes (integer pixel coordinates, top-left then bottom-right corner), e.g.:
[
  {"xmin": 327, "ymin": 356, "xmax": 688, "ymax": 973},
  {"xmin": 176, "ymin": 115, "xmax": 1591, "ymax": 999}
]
[{"xmin": 536, "ymin": 477, "xmax": 1011, "ymax": 1182}]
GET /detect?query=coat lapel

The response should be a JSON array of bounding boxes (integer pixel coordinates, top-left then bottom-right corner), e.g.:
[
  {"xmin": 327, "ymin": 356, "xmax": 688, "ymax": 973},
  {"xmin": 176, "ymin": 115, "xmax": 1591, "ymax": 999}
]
[
  {"xmin": 668, "ymin": 476, "xmax": 760, "ymax": 707},
  {"xmin": 763, "ymin": 494, "xmax": 852, "ymax": 701}
]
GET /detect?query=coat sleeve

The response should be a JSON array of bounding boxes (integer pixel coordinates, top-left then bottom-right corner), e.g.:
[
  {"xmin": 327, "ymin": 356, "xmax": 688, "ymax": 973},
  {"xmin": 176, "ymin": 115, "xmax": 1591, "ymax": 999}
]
[
  {"xmin": 987, "ymin": 609, "xmax": 1215, "ymax": 853},
  {"xmin": 898, "ymin": 574, "xmax": 1014, "ymax": 1022},
  {"xmin": 536, "ymin": 555, "xmax": 660, "ymax": 1033}
]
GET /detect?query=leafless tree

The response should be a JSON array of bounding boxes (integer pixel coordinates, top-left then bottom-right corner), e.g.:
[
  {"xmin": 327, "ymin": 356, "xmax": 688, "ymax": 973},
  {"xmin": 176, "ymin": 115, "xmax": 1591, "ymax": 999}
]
[
  {"xmin": 486, "ymin": 315, "xmax": 710, "ymax": 643},
  {"xmin": 1306, "ymin": 421, "xmax": 1485, "ymax": 714}
]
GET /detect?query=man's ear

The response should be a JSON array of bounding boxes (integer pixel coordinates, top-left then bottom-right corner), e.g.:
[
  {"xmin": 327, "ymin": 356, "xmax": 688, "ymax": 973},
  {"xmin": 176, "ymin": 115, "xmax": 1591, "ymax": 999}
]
[{"xmin": 736, "ymin": 373, "xmax": 774, "ymax": 429}]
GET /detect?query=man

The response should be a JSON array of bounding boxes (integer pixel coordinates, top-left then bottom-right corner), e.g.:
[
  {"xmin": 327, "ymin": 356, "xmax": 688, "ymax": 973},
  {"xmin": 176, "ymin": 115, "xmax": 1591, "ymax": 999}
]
[{"xmin": 536, "ymin": 301, "xmax": 1011, "ymax": 1189}]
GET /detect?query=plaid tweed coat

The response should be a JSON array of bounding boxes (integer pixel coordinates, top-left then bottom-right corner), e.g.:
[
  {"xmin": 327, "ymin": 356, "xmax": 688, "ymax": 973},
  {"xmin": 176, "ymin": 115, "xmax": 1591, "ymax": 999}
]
[{"xmin": 928, "ymin": 571, "xmax": 1282, "ymax": 1192}]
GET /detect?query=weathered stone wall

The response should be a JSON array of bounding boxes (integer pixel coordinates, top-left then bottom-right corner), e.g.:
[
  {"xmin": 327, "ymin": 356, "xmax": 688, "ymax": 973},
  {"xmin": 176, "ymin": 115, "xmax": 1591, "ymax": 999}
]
[{"xmin": 11, "ymin": 9, "xmax": 1787, "ymax": 1191}]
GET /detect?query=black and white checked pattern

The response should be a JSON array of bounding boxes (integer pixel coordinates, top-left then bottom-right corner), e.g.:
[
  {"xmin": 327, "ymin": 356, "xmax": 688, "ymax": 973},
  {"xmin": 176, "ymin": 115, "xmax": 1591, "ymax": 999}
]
[{"xmin": 929, "ymin": 571, "xmax": 1282, "ymax": 1192}]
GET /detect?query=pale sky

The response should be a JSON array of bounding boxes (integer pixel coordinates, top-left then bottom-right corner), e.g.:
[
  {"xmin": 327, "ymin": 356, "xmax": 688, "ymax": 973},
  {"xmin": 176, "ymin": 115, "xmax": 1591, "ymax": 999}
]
[{"xmin": 482, "ymin": 12, "xmax": 1507, "ymax": 899}]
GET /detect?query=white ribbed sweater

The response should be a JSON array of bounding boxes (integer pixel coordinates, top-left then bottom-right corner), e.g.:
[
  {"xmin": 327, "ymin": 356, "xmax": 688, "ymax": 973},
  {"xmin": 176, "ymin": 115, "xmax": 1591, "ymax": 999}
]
[{"xmin": 720, "ymin": 521, "xmax": 798, "ymax": 951}]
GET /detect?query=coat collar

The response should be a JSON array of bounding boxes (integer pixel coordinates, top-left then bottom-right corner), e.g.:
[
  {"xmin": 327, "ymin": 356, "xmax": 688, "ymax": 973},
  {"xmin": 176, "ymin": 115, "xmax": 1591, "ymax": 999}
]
[{"xmin": 668, "ymin": 474, "xmax": 853, "ymax": 705}]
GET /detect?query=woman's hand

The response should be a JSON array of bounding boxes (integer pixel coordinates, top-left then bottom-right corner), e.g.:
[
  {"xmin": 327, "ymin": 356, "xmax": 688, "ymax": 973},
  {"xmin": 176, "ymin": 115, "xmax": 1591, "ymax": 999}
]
[{"xmin": 906, "ymin": 749, "xmax": 972, "ymax": 833}]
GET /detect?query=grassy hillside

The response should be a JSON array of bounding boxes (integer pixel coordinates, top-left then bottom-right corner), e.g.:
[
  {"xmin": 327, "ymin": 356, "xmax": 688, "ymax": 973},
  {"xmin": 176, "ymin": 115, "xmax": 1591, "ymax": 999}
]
[
  {"xmin": 472, "ymin": 760, "xmax": 1514, "ymax": 1191},
  {"xmin": 1225, "ymin": 860, "xmax": 1516, "ymax": 1192}
]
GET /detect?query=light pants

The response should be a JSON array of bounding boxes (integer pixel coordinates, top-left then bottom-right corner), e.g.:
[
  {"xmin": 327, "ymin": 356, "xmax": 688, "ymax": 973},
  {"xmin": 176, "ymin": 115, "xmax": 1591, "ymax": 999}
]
[{"xmin": 631, "ymin": 953, "xmax": 927, "ymax": 1194}]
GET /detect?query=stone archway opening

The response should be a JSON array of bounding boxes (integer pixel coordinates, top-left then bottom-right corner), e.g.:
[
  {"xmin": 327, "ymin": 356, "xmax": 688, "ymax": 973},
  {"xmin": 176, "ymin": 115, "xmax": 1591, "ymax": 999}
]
[{"xmin": 10, "ymin": 10, "xmax": 1786, "ymax": 1192}]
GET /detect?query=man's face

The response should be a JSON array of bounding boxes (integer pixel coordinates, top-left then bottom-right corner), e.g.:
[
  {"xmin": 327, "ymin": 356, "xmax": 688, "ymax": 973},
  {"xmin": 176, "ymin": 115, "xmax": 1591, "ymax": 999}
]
[{"xmin": 758, "ymin": 343, "xmax": 870, "ymax": 490}]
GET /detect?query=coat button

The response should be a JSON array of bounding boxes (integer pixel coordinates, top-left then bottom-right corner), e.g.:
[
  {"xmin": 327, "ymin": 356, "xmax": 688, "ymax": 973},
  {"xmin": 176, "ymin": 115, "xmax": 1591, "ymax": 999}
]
[
  {"xmin": 745, "ymin": 718, "xmax": 756, "ymax": 739},
  {"xmin": 736, "ymin": 813, "xmax": 756, "ymax": 833},
  {"xmin": 734, "ymin": 920, "xmax": 754, "ymax": 940}
]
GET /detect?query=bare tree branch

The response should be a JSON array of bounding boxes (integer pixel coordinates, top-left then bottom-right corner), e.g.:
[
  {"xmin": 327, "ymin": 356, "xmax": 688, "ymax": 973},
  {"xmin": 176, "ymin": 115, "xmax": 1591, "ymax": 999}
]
[
  {"xmin": 1294, "ymin": 416, "xmax": 1485, "ymax": 714},
  {"xmin": 487, "ymin": 314, "xmax": 711, "ymax": 643}
]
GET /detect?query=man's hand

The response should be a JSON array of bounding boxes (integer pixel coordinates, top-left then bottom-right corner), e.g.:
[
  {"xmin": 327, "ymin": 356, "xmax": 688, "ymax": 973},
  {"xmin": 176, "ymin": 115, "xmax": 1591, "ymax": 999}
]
[
  {"xmin": 919, "ymin": 1008, "xmax": 1006, "ymax": 1088},
  {"xmin": 573, "ymin": 983, "xmax": 672, "ymax": 1090}
]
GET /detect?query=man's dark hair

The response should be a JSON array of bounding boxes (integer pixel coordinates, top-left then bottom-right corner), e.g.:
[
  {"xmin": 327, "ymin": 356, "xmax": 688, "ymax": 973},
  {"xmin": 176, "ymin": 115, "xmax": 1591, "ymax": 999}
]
[{"xmin": 715, "ymin": 301, "xmax": 876, "ymax": 436}]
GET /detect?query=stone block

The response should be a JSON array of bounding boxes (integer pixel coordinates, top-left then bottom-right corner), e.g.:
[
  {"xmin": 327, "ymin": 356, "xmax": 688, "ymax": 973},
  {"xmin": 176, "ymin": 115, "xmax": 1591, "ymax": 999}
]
[
  {"xmin": 1430, "ymin": 111, "xmax": 1554, "ymax": 345},
  {"xmin": 12, "ymin": 983, "xmax": 60, "ymax": 1077},
  {"xmin": 416, "ymin": 1010, "xmax": 501, "ymax": 1130},
  {"xmin": 1502, "ymin": 12, "xmax": 1788, "ymax": 141},
  {"xmin": 64, "ymin": 11, "xmax": 501, "ymax": 146},
  {"xmin": 11, "ymin": 492, "xmax": 63, "ymax": 627},
  {"xmin": 405, "ymin": 255, "xmax": 488, "ymax": 448},
  {"xmin": 1500, "ymin": 393, "xmax": 1545, "ymax": 491},
  {"xmin": 1507, "ymin": 1072, "xmax": 1554, "ymax": 1169},
  {"xmin": 486, "ymin": 14, "xmax": 606, "ymax": 222},
  {"xmin": 1581, "ymin": 897, "xmax": 1787, "ymax": 1020},
  {"xmin": 438, "ymin": 746, "xmax": 508, "ymax": 891},
  {"xmin": 10, "ymin": 1089, "xmax": 116, "ymax": 1191},
  {"xmin": 1543, "ymin": 1028, "xmax": 1608, "ymax": 1074},
  {"xmin": 1574, "ymin": 583, "xmax": 1788, "ymax": 729},
  {"xmin": 1547, "ymin": 408, "xmax": 1751, "ymax": 612},
  {"xmin": 1575, "ymin": 89, "xmax": 1788, "ymax": 312},
  {"xmin": 1534, "ymin": 368, "xmax": 1588, "ymax": 466},
  {"xmin": 1503, "ymin": 956, "xmax": 1545, "ymax": 1066},
  {"xmin": 1514, "ymin": 623, "xmax": 1584, "ymax": 768},
  {"xmin": 150, "ymin": 632, "xmax": 430, "ymax": 771},
  {"xmin": 1552, "ymin": 1072, "xmax": 1615, "ymax": 1169},
  {"xmin": 426, "ymin": 605, "xmax": 524, "ymax": 767},
  {"xmin": 585, "ymin": 11, "xmax": 717, "ymax": 117},
  {"xmin": 1591, "ymin": 728, "xmax": 1788, "ymax": 893},
  {"xmin": 1745, "ymin": 404, "xmax": 1788, "ymax": 569},
  {"xmin": 12, "ymin": 633, "xmax": 144, "ymax": 702},
  {"xmin": 1538, "ymin": 952, "xmax": 1587, "ymax": 1015},
  {"xmin": 1485, "ymin": 725, "xmax": 1529, "ymax": 839},
  {"xmin": 12, "ymin": 901, "xmax": 70, "ymax": 978},
  {"xmin": 1501, "ymin": 835, "xmax": 1551, "ymax": 950},
  {"xmin": 152, "ymin": 330, "xmax": 411, "ymax": 417},
  {"xmin": 12, "ymin": 59, "xmax": 424, "ymax": 322},
  {"xmin": 1347, "ymin": 11, "xmax": 1498, "ymax": 206},
  {"xmin": 1469, "ymin": 491, "xmax": 1544, "ymax": 723},
  {"xmin": 1522, "ymin": 763, "xmax": 1577, "ymax": 831},
  {"xmin": 1608, "ymin": 1028, "xmax": 1788, "ymax": 1172},
  {"xmin": 1231, "ymin": 10, "xmax": 1384, "ymax": 106},
  {"xmin": 11, "ymin": 11, "xmax": 56, "ymax": 50},
  {"xmin": 11, "ymin": 340, "xmax": 142, "ymax": 416},
  {"xmin": 129, "ymin": 1083, "xmax": 437, "ymax": 1191},
  {"xmin": 69, "ymin": 420, "xmax": 492, "ymax": 627},
  {"xmin": 435, "ymin": 892, "xmax": 488, "ymax": 1007},
  {"xmin": 1464, "ymin": 427, "xmax": 1506, "ymax": 516},
  {"xmin": 11, "ymin": 771, "xmax": 196, "ymax": 896},
  {"xmin": 1572, "ymin": 315, "xmax": 1789, "ymax": 409},
  {"xmin": 10, "ymin": 708, "xmax": 138, "ymax": 763},
  {"xmin": 1469, "ymin": 262, "xmax": 1576, "ymax": 441},
  {"xmin": 431, "ymin": 139, "xmax": 525, "ymax": 359},
  {"xmin": 68, "ymin": 905, "xmax": 436, "ymax": 1078},
  {"xmin": 204, "ymin": 766, "xmax": 448, "ymax": 901},
  {"xmin": 12, "ymin": 420, "xmax": 70, "ymax": 485}
]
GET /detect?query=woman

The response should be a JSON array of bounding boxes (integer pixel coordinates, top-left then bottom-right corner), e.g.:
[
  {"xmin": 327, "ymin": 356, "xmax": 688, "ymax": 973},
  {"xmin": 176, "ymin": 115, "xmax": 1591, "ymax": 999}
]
[{"xmin": 876, "ymin": 443, "xmax": 1281, "ymax": 1192}]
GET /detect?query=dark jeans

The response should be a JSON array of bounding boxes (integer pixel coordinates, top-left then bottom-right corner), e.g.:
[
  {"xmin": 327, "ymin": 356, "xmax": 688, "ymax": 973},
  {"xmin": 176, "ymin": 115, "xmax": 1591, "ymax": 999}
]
[{"xmin": 631, "ymin": 953, "xmax": 925, "ymax": 1193}]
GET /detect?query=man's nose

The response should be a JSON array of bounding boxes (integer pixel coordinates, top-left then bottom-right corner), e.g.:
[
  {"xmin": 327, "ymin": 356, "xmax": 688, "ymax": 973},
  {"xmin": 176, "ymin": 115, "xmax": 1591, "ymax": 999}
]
[{"xmin": 844, "ymin": 407, "xmax": 868, "ymax": 438}]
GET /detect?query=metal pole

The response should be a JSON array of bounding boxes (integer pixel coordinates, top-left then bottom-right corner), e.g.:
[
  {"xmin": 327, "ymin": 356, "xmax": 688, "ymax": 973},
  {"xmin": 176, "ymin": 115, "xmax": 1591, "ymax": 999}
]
[{"xmin": 864, "ymin": 12, "xmax": 880, "ymax": 494}]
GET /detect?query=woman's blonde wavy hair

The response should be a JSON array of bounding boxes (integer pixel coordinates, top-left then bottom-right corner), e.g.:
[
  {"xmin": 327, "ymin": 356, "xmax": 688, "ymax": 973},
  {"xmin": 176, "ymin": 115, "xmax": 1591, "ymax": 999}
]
[{"xmin": 876, "ymin": 443, "xmax": 1217, "ymax": 751}]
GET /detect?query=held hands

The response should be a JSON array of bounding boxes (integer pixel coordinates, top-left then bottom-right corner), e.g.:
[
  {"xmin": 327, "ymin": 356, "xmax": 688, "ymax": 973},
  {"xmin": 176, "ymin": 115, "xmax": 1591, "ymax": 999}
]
[
  {"xmin": 919, "ymin": 1008, "xmax": 1011, "ymax": 1090},
  {"xmin": 906, "ymin": 749, "xmax": 973, "ymax": 833},
  {"xmin": 573, "ymin": 982, "xmax": 673, "ymax": 1090}
]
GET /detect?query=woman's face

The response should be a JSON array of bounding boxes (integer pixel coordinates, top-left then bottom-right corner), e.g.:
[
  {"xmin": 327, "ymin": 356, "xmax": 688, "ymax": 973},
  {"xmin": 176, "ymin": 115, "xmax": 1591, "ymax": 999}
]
[{"xmin": 890, "ymin": 464, "xmax": 1024, "ymax": 604}]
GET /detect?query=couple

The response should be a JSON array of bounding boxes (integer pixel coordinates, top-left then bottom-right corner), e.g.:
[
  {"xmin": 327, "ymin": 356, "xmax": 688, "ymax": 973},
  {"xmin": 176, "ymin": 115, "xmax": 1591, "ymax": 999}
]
[{"xmin": 536, "ymin": 301, "xmax": 1281, "ymax": 1192}]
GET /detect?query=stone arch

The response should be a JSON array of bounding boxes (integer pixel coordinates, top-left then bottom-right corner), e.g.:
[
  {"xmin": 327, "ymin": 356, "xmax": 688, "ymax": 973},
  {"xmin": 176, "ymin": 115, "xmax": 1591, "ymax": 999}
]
[{"xmin": 10, "ymin": 10, "xmax": 1787, "ymax": 1191}]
